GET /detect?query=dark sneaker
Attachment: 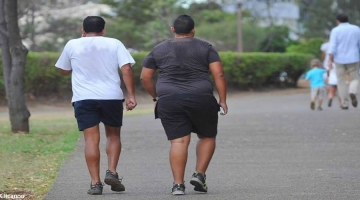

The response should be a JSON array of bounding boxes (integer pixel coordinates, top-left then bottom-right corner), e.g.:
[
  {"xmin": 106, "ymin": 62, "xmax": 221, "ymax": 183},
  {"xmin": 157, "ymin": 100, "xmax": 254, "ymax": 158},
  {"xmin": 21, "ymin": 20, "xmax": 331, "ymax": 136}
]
[
  {"xmin": 190, "ymin": 172, "xmax": 208, "ymax": 193},
  {"xmin": 104, "ymin": 170, "xmax": 125, "ymax": 192},
  {"xmin": 328, "ymin": 98, "xmax": 332, "ymax": 107},
  {"xmin": 87, "ymin": 182, "xmax": 103, "ymax": 195},
  {"xmin": 171, "ymin": 183, "xmax": 185, "ymax": 195},
  {"xmin": 350, "ymin": 93, "xmax": 357, "ymax": 107},
  {"xmin": 310, "ymin": 101, "xmax": 315, "ymax": 110},
  {"xmin": 341, "ymin": 106, "xmax": 349, "ymax": 110}
]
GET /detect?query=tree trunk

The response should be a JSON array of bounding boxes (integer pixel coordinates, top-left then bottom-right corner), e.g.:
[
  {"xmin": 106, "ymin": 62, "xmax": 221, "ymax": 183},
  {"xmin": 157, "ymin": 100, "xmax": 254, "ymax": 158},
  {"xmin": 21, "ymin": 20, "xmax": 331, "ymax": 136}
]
[{"xmin": 0, "ymin": 0, "xmax": 30, "ymax": 133}]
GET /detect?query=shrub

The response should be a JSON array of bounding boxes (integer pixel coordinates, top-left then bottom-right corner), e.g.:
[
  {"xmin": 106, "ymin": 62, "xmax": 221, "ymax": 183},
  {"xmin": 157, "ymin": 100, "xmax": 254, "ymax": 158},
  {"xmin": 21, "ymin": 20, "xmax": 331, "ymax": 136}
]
[
  {"xmin": 286, "ymin": 38, "xmax": 324, "ymax": 59},
  {"xmin": 0, "ymin": 51, "xmax": 313, "ymax": 97}
]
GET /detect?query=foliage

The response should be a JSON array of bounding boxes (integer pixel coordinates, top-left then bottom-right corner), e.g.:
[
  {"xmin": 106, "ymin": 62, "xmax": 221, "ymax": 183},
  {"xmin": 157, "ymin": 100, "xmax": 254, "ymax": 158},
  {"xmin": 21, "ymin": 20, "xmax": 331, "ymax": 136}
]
[
  {"xmin": 298, "ymin": 0, "xmax": 360, "ymax": 39},
  {"xmin": 187, "ymin": 2, "xmax": 224, "ymax": 25},
  {"xmin": 16, "ymin": 1, "xmax": 300, "ymax": 52},
  {"xmin": 24, "ymin": 52, "xmax": 72, "ymax": 96},
  {"xmin": 18, "ymin": 0, "xmax": 87, "ymax": 52},
  {"xmin": 286, "ymin": 38, "xmax": 324, "ymax": 59},
  {"xmin": 104, "ymin": 19, "xmax": 145, "ymax": 50},
  {"xmin": 196, "ymin": 19, "xmax": 267, "ymax": 52},
  {"xmin": 257, "ymin": 26, "xmax": 299, "ymax": 52},
  {"xmin": 0, "ymin": 52, "xmax": 313, "ymax": 97},
  {"xmin": 219, "ymin": 52, "xmax": 313, "ymax": 88},
  {"xmin": 102, "ymin": 0, "xmax": 183, "ymax": 49},
  {"xmin": 0, "ymin": 117, "xmax": 80, "ymax": 199}
]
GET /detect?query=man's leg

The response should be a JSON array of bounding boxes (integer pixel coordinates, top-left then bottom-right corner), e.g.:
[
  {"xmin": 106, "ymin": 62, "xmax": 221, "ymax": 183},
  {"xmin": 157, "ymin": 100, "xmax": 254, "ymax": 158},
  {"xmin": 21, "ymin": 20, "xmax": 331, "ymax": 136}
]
[
  {"xmin": 195, "ymin": 135, "xmax": 216, "ymax": 174},
  {"xmin": 347, "ymin": 62, "xmax": 359, "ymax": 107},
  {"xmin": 105, "ymin": 125, "xmax": 121, "ymax": 173},
  {"xmin": 335, "ymin": 63, "xmax": 349, "ymax": 107},
  {"xmin": 169, "ymin": 134, "xmax": 191, "ymax": 184},
  {"xmin": 189, "ymin": 135, "xmax": 216, "ymax": 193},
  {"xmin": 103, "ymin": 125, "xmax": 125, "ymax": 192},
  {"xmin": 83, "ymin": 125, "xmax": 101, "ymax": 185}
]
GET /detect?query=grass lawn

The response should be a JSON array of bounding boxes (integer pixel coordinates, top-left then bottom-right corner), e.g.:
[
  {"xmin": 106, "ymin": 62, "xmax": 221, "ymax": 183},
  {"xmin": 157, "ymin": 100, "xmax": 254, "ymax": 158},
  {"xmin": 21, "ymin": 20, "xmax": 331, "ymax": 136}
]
[
  {"xmin": 0, "ymin": 107, "xmax": 153, "ymax": 200},
  {"xmin": 0, "ymin": 117, "xmax": 80, "ymax": 200}
]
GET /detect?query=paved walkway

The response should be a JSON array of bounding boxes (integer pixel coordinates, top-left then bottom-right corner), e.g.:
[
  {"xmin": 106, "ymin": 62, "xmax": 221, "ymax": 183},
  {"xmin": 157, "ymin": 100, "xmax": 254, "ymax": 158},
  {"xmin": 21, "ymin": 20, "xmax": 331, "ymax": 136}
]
[{"xmin": 44, "ymin": 90, "xmax": 360, "ymax": 200}]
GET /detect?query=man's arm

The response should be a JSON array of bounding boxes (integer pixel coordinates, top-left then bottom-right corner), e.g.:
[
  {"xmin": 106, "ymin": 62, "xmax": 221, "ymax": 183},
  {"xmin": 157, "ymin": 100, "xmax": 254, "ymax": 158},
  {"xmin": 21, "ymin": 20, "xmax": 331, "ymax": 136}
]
[
  {"xmin": 59, "ymin": 69, "xmax": 72, "ymax": 75},
  {"xmin": 209, "ymin": 61, "xmax": 228, "ymax": 115},
  {"xmin": 140, "ymin": 67, "xmax": 157, "ymax": 99},
  {"xmin": 121, "ymin": 63, "xmax": 137, "ymax": 110},
  {"xmin": 328, "ymin": 30, "xmax": 336, "ymax": 69}
]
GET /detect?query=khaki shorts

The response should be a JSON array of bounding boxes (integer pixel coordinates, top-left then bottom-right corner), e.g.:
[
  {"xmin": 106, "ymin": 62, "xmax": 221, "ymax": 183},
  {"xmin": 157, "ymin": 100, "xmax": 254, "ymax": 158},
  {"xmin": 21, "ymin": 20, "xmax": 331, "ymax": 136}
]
[{"xmin": 310, "ymin": 87, "xmax": 325, "ymax": 100}]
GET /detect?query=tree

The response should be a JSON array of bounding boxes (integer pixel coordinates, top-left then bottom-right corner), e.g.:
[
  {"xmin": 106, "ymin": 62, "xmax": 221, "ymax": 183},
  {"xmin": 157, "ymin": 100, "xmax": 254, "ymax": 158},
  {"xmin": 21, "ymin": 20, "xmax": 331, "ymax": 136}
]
[
  {"xmin": 102, "ymin": 0, "xmax": 185, "ymax": 50},
  {"xmin": 286, "ymin": 38, "xmax": 324, "ymax": 59},
  {"xmin": 298, "ymin": 0, "xmax": 360, "ymax": 39},
  {"xmin": 258, "ymin": 26, "xmax": 298, "ymax": 52},
  {"xmin": 0, "ymin": 0, "xmax": 30, "ymax": 133}
]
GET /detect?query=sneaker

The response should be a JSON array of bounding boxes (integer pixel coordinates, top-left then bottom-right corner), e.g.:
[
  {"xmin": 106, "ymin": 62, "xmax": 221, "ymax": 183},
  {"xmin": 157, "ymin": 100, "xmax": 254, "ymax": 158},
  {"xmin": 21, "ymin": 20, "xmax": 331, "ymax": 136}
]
[
  {"xmin": 310, "ymin": 101, "xmax": 315, "ymax": 110},
  {"xmin": 328, "ymin": 98, "xmax": 332, "ymax": 107},
  {"xmin": 104, "ymin": 170, "xmax": 125, "ymax": 192},
  {"xmin": 350, "ymin": 93, "xmax": 357, "ymax": 107},
  {"xmin": 190, "ymin": 172, "xmax": 208, "ymax": 193},
  {"xmin": 171, "ymin": 183, "xmax": 185, "ymax": 195},
  {"xmin": 317, "ymin": 107, "xmax": 322, "ymax": 111},
  {"xmin": 341, "ymin": 106, "xmax": 349, "ymax": 110},
  {"xmin": 87, "ymin": 182, "xmax": 103, "ymax": 195}
]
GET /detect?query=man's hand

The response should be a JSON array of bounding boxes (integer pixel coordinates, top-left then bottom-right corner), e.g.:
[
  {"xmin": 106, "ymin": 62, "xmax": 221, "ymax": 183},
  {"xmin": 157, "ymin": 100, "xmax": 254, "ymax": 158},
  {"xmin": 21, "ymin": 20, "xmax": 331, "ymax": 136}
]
[
  {"xmin": 126, "ymin": 96, "xmax": 137, "ymax": 111},
  {"xmin": 219, "ymin": 101, "xmax": 228, "ymax": 116},
  {"xmin": 60, "ymin": 69, "xmax": 72, "ymax": 75},
  {"xmin": 328, "ymin": 61, "xmax": 333, "ymax": 71}
]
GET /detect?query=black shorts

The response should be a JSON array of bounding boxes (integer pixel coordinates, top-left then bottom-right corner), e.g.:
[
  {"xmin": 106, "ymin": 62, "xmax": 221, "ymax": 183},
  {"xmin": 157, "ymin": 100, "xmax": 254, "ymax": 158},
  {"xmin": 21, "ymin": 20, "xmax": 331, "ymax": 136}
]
[
  {"xmin": 73, "ymin": 100, "xmax": 124, "ymax": 131},
  {"xmin": 156, "ymin": 93, "xmax": 220, "ymax": 140}
]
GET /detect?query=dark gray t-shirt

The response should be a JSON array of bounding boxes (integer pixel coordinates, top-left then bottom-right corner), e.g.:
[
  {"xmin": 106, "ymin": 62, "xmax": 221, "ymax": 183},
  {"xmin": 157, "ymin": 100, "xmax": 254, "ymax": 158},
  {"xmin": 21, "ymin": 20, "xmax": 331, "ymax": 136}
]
[{"xmin": 142, "ymin": 37, "xmax": 221, "ymax": 97}]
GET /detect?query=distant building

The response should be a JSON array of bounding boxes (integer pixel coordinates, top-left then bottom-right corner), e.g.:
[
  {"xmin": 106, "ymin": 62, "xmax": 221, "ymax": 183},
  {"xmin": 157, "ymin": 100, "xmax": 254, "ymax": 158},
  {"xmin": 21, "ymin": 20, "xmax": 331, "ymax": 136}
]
[{"xmin": 221, "ymin": 0, "xmax": 300, "ymax": 39}]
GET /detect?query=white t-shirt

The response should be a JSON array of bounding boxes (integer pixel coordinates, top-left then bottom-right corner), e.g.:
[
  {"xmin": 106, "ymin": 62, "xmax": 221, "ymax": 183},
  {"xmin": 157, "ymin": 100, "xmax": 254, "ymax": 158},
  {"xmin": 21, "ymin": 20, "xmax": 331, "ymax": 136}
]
[
  {"xmin": 320, "ymin": 42, "xmax": 329, "ymax": 68},
  {"xmin": 55, "ymin": 36, "xmax": 135, "ymax": 102},
  {"xmin": 320, "ymin": 42, "xmax": 337, "ymax": 85}
]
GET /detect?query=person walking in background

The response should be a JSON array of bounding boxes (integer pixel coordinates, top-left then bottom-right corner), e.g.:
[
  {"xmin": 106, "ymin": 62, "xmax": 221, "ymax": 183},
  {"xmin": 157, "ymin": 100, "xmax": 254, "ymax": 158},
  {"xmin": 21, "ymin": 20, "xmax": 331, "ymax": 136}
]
[
  {"xmin": 55, "ymin": 16, "xmax": 137, "ymax": 195},
  {"xmin": 328, "ymin": 13, "xmax": 360, "ymax": 110},
  {"xmin": 140, "ymin": 15, "xmax": 227, "ymax": 195},
  {"xmin": 320, "ymin": 40, "xmax": 341, "ymax": 107},
  {"xmin": 305, "ymin": 59, "xmax": 327, "ymax": 110}
]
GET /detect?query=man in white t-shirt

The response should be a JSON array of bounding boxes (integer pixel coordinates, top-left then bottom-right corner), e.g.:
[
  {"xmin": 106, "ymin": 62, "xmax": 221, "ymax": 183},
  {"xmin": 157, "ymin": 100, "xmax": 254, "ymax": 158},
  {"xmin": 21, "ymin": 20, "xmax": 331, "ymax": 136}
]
[{"xmin": 55, "ymin": 16, "xmax": 137, "ymax": 195}]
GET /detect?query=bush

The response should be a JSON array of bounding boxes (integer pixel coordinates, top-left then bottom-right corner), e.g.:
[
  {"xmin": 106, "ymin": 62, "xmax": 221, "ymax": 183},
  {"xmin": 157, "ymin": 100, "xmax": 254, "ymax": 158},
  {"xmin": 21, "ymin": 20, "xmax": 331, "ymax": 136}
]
[
  {"xmin": 286, "ymin": 38, "xmax": 324, "ymax": 59},
  {"xmin": 220, "ymin": 52, "xmax": 313, "ymax": 88},
  {"xmin": 25, "ymin": 52, "xmax": 72, "ymax": 96},
  {"xmin": 0, "ymin": 51, "xmax": 313, "ymax": 97}
]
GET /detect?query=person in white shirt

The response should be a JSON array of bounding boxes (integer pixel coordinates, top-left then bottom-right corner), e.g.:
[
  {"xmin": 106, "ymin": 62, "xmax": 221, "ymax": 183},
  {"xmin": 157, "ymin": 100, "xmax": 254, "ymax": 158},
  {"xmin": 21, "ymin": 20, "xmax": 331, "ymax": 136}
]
[
  {"xmin": 328, "ymin": 13, "xmax": 360, "ymax": 109},
  {"xmin": 320, "ymin": 41, "xmax": 341, "ymax": 107},
  {"xmin": 55, "ymin": 16, "xmax": 137, "ymax": 195}
]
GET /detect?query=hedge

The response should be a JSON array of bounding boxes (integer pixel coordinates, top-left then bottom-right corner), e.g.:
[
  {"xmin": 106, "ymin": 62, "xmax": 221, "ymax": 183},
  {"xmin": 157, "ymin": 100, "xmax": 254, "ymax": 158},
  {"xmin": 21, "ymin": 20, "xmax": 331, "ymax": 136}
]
[{"xmin": 0, "ymin": 52, "xmax": 313, "ymax": 97}]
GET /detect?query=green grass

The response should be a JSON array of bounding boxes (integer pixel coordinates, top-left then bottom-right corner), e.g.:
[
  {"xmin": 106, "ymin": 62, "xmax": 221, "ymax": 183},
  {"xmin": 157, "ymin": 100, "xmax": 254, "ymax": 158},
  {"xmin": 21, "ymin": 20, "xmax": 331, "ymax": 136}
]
[{"xmin": 0, "ymin": 117, "xmax": 80, "ymax": 200}]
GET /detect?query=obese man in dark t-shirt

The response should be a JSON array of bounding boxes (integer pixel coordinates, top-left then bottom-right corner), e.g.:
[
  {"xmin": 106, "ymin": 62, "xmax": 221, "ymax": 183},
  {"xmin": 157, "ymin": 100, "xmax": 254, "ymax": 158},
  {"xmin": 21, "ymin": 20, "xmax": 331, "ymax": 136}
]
[{"xmin": 140, "ymin": 14, "xmax": 228, "ymax": 195}]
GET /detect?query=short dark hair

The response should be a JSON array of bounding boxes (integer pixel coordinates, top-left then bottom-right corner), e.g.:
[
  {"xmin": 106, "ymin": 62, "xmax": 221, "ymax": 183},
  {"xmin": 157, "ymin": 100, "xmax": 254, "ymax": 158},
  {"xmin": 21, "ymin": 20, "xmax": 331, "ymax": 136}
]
[
  {"xmin": 173, "ymin": 15, "xmax": 195, "ymax": 34},
  {"xmin": 336, "ymin": 13, "xmax": 349, "ymax": 23},
  {"xmin": 83, "ymin": 16, "xmax": 105, "ymax": 33}
]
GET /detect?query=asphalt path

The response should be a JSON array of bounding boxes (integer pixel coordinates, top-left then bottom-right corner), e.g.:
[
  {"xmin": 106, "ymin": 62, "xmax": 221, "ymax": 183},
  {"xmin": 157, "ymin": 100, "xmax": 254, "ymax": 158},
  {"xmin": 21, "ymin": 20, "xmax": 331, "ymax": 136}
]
[{"xmin": 44, "ymin": 90, "xmax": 360, "ymax": 200}]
